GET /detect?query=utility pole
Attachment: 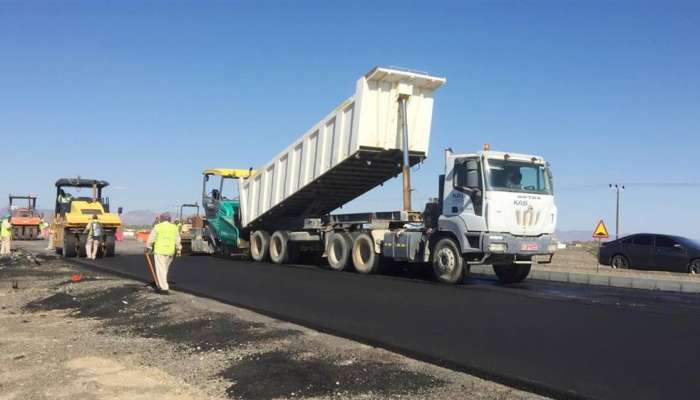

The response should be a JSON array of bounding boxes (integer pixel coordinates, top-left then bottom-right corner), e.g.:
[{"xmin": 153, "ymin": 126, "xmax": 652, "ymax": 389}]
[{"xmin": 609, "ymin": 184, "xmax": 625, "ymax": 239}]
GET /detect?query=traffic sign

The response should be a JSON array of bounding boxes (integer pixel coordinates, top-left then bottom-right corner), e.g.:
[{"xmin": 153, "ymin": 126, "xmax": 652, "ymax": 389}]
[{"xmin": 592, "ymin": 220, "xmax": 609, "ymax": 239}]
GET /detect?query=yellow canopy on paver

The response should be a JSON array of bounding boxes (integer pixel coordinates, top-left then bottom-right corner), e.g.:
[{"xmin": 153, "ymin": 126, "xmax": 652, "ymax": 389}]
[{"xmin": 202, "ymin": 169, "xmax": 256, "ymax": 179}]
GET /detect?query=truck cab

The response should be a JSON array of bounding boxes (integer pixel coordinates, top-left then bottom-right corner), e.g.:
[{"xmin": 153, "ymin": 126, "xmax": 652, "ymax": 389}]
[{"xmin": 435, "ymin": 148, "xmax": 557, "ymax": 282}]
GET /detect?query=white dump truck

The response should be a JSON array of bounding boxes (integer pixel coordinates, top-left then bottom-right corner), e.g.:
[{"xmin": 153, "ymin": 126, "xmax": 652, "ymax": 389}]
[{"xmin": 212, "ymin": 67, "xmax": 557, "ymax": 283}]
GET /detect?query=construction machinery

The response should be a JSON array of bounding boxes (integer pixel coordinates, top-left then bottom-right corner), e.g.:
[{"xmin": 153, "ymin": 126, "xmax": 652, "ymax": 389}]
[
  {"xmin": 51, "ymin": 178, "xmax": 123, "ymax": 258},
  {"xmin": 177, "ymin": 202, "xmax": 208, "ymax": 254},
  {"xmin": 201, "ymin": 169, "xmax": 254, "ymax": 255},
  {"xmin": 8, "ymin": 195, "xmax": 42, "ymax": 240},
  {"xmin": 203, "ymin": 67, "xmax": 558, "ymax": 283}
]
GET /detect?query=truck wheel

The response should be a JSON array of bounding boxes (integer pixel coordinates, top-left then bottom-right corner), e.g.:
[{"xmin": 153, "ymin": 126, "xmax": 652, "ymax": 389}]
[
  {"xmin": 493, "ymin": 263, "xmax": 531, "ymax": 284},
  {"xmin": 250, "ymin": 230, "xmax": 270, "ymax": 262},
  {"xmin": 63, "ymin": 233, "xmax": 77, "ymax": 258},
  {"xmin": 269, "ymin": 231, "xmax": 291, "ymax": 264},
  {"xmin": 105, "ymin": 234, "xmax": 116, "ymax": 257},
  {"xmin": 326, "ymin": 232, "xmax": 352, "ymax": 271},
  {"xmin": 432, "ymin": 238, "xmax": 465, "ymax": 284},
  {"xmin": 352, "ymin": 233, "xmax": 380, "ymax": 274}
]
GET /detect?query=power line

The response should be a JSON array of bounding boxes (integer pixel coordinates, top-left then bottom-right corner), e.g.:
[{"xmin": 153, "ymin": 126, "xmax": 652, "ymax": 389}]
[{"xmin": 558, "ymin": 181, "xmax": 700, "ymax": 191}]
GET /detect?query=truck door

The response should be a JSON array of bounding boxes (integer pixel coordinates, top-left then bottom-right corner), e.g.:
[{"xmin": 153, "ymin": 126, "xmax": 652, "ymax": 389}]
[{"xmin": 445, "ymin": 157, "xmax": 486, "ymax": 231}]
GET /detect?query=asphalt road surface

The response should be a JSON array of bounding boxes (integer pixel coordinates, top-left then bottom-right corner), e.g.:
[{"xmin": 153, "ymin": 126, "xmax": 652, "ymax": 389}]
[{"xmin": 75, "ymin": 250, "xmax": 700, "ymax": 400}]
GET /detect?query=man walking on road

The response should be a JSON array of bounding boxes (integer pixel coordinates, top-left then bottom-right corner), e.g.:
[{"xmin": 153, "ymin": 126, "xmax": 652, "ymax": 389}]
[
  {"xmin": 146, "ymin": 213, "xmax": 182, "ymax": 294},
  {"xmin": 83, "ymin": 215, "xmax": 103, "ymax": 260},
  {"xmin": 1, "ymin": 214, "xmax": 12, "ymax": 256}
]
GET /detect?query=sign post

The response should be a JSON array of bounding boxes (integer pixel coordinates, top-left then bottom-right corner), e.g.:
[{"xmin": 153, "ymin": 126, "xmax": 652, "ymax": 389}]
[{"xmin": 592, "ymin": 220, "xmax": 610, "ymax": 273}]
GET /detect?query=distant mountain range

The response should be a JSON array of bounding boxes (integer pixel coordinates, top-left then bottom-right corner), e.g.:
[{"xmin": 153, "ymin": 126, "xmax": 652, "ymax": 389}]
[{"xmin": 120, "ymin": 210, "xmax": 159, "ymax": 226}]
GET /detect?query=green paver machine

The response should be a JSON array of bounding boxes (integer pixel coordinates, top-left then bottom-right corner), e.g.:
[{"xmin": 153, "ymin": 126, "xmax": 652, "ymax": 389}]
[{"xmin": 201, "ymin": 168, "xmax": 255, "ymax": 256}]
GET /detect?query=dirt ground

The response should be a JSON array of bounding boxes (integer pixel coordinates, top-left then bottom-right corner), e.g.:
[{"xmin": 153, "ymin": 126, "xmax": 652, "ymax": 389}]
[{"xmin": 0, "ymin": 246, "xmax": 544, "ymax": 400}]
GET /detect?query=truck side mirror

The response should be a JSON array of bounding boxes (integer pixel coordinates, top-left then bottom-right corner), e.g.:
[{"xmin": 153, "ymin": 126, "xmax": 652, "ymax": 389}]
[
  {"xmin": 466, "ymin": 160, "xmax": 480, "ymax": 188},
  {"xmin": 117, "ymin": 207, "xmax": 123, "ymax": 215}
]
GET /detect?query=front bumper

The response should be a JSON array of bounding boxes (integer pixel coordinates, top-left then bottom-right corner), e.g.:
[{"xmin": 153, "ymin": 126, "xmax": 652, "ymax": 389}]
[{"xmin": 481, "ymin": 233, "xmax": 555, "ymax": 256}]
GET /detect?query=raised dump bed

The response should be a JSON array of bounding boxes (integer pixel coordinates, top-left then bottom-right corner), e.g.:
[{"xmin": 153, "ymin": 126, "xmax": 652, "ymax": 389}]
[{"xmin": 239, "ymin": 67, "xmax": 446, "ymax": 231}]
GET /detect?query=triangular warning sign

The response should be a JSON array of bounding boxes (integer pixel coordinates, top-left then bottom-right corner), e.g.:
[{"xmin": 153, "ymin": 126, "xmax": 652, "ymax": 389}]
[{"xmin": 592, "ymin": 220, "xmax": 609, "ymax": 239}]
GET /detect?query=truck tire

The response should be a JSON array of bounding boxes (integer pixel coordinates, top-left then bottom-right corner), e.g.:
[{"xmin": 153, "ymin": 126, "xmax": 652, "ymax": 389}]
[
  {"xmin": 432, "ymin": 238, "xmax": 465, "ymax": 284},
  {"xmin": 105, "ymin": 234, "xmax": 116, "ymax": 257},
  {"xmin": 352, "ymin": 233, "xmax": 380, "ymax": 274},
  {"xmin": 63, "ymin": 233, "xmax": 77, "ymax": 258},
  {"xmin": 269, "ymin": 231, "xmax": 291, "ymax": 264},
  {"xmin": 493, "ymin": 263, "xmax": 531, "ymax": 284},
  {"xmin": 326, "ymin": 232, "xmax": 352, "ymax": 271},
  {"xmin": 78, "ymin": 234, "xmax": 88, "ymax": 257},
  {"xmin": 250, "ymin": 230, "xmax": 270, "ymax": 262}
]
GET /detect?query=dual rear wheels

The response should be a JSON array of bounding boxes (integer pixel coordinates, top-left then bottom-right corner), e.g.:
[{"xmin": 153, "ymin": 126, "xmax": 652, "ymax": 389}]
[
  {"xmin": 325, "ymin": 232, "xmax": 380, "ymax": 274},
  {"xmin": 251, "ymin": 230, "xmax": 299, "ymax": 264},
  {"xmin": 250, "ymin": 230, "xmax": 381, "ymax": 275}
]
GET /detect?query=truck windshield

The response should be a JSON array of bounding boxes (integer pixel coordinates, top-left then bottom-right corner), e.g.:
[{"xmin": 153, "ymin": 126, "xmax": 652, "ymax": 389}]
[{"xmin": 486, "ymin": 159, "xmax": 553, "ymax": 195}]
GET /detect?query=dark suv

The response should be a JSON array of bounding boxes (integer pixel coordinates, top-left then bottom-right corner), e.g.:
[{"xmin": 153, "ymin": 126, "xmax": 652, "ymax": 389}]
[{"xmin": 599, "ymin": 233, "xmax": 700, "ymax": 274}]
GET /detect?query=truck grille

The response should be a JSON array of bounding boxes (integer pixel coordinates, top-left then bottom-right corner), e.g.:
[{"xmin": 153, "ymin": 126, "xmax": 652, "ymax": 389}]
[{"xmin": 515, "ymin": 209, "xmax": 541, "ymax": 227}]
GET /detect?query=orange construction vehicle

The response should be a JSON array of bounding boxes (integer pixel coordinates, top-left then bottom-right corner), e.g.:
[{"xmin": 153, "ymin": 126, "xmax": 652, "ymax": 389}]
[{"xmin": 9, "ymin": 195, "xmax": 42, "ymax": 240}]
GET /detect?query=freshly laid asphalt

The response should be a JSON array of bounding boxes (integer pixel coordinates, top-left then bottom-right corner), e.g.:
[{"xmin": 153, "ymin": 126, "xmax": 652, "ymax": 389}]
[{"xmin": 76, "ymin": 252, "xmax": 700, "ymax": 400}]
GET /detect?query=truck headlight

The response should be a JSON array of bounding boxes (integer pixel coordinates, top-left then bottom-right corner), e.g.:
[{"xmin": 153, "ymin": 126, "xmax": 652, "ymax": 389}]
[{"xmin": 488, "ymin": 243, "xmax": 507, "ymax": 253}]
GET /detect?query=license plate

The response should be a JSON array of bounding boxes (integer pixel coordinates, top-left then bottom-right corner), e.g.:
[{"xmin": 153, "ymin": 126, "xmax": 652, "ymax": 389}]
[{"xmin": 520, "ymin": 243, "xmax": 538, "ymax": 251}]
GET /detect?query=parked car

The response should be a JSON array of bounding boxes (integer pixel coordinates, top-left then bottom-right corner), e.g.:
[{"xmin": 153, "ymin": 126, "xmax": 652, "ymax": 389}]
[{"xmin": 599, "ymin": 233, "xmax": 700, "ymax": 274}]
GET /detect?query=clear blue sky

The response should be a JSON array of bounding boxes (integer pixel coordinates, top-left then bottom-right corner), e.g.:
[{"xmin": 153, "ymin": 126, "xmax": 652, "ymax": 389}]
[{"xmin": 1, "ymin": 1, "xmax": 699, "ymax": 237}]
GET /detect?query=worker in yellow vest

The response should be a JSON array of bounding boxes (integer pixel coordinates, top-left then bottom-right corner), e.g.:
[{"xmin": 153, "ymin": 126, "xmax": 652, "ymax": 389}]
[
  {"xmin": 1, "ymin": 214, "xmax": 12, "ymax": 256},
  {"xmin": 146, "ymin": 213, "xmax": 182, "ymax": 294}
]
